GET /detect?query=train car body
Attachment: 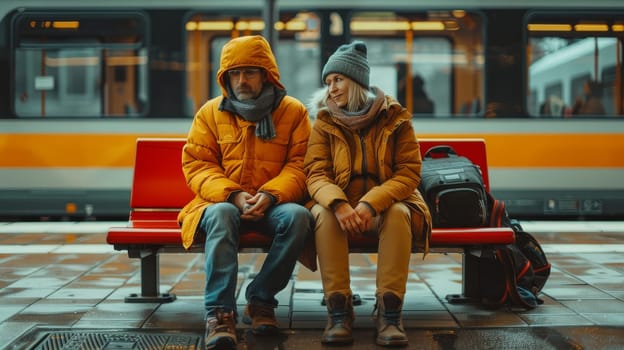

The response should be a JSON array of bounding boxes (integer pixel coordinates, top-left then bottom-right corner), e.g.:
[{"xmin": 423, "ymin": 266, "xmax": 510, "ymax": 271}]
[{"xmin": 0, "ymin": 0, "xmax": 623, "ymax": 220}]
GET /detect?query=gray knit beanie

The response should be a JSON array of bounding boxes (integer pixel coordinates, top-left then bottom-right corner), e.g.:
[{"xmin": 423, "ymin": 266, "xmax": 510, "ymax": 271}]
[{"xmin": 322, "ymin": 41, "xmax": 370, "ymax": 89}]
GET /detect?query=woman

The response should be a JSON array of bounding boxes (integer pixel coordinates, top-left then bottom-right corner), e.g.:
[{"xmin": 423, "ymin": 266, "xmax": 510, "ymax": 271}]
[{"xmin": 304, "ymin": 41, "xmax": 432, "ymax": 347}]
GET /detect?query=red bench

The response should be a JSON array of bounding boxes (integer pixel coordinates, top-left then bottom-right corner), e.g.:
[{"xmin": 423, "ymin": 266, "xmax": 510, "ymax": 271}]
[{"xmin": 107, "ymin": 138, "xmax": 514, "ymax": 303}]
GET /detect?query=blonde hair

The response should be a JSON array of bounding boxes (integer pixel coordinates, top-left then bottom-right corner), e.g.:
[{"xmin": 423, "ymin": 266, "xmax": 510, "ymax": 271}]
[{"xmin": 345, "ymin": 82, "xmax": 373, "ymax": 112}]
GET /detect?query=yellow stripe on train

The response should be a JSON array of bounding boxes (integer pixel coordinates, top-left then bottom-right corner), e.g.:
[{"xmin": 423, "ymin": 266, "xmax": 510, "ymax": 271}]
[
  {"xmin": 1, "ymin": 133, "xmax": 623, "ymax": 168},
  {"xmin": 0, "ymin": 133, "xmax": 181, "ymax": 167},
  {"xmin": 423, "ymin": 133, "xmax": 624, "ymax": 168}
]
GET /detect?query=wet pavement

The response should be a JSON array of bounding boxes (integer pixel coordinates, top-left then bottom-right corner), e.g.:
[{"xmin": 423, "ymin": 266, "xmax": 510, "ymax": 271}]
[{"xmin": 0, "ymin": 221, "xmax": 623, "ymax": 349}]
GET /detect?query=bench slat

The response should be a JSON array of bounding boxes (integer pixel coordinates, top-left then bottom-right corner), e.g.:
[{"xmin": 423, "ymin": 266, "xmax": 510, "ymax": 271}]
[{"xmin": 108, "ymin": 220, "xmax": 513, "ymax": 247}]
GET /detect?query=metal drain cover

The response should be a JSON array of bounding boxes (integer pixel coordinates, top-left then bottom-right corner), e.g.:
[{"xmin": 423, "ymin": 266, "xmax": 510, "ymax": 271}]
[{"xmin": 18, "ymin": 329, "xmax": 201, "ymax": 350}]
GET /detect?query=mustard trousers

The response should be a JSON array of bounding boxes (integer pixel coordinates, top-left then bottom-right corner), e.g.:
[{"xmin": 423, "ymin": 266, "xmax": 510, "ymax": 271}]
[{"xmin": 311, "ymin": 202, "xmax": 413, "ymax": 300}]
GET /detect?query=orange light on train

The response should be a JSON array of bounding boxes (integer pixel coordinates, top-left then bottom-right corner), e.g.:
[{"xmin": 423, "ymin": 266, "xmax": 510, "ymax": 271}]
[
  {"xmin": 53, "ymin": 21, "xmax": 80, "ymax": 29},
  {"xmin": 65, "ymin": 202, "xmax": 77, "ymax": 214},
  {"xmin": 185, "ymin": 21, "xmax": 235, "ymax": 31},
  {"xmin": 527, "ymin": 24, "xmax": 572, "ymax": 31},
  {"xmin": 185, "ymin": 22, "xmax": 198, "ymax": 31},
  {"xmin": 444, "ymin": 21, "xmax": 460, "ymax": 31},
  {"xmin": 351, "ymin": 20, "xmax": 410, "ymax": 31},
  {"xmin": 235, "ymin": 21, "xmax": 264, "ymax": 31},
  {"xmin": 613, "ymin": 24, "xmax": 624, "ymax": 32},
  {"xmin": 284, "ymin": 20, "xmax": 306, "ymax": 31},
  {"xmin": 412, "ymin": 21, "xmax": 445, "ymax": 31},
  {"xmin": 574, "ymin": 24, "xmax": 609, "ymax": 32},
  {"xmin": 452, "ymin": 10, "xmax": 466, "ymax": 19},
  {"xmin": 200, "ymin": 21, "xmax": 234, "ymax": 31}
]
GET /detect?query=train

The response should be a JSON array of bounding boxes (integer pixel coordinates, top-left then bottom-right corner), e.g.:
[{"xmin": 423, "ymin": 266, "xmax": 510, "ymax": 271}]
[{"xmin": 1, "ymin": 0, "xmax": 623, "ymax": 221}]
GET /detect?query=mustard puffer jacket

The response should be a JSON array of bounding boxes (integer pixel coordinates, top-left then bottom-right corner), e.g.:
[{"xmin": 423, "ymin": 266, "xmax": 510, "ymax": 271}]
[
  {"xmin": 304, "ymin": 92, "xmax": 432, "ymax": 253},
  {"xmin": 177, "ymin": 35, "xmax": 311, "ymax": 250}
]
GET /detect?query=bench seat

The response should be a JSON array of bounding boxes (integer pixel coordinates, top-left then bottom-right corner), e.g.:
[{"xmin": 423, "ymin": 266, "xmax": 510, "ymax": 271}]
[
  {"xmin": 108, "ymin": 221, "xmax": 513, "ymax": 249},
  {"xmin": 107, "ymin": 137, "xmax": 514, "ymax": 303}
]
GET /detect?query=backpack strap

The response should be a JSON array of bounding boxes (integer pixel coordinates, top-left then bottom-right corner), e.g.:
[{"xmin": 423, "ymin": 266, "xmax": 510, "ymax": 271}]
[
  {"xmin": 489, "ymin": 198, "xmax": 505, "ymax": 227},
  {"xmin": 495, "ymin": 248, "xmax": 538, "ymax": 310}
]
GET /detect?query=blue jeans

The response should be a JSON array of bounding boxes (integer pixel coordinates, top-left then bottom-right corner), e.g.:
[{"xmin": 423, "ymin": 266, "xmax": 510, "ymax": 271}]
[{"xmin": 198, "ymin": 202, "xmax": 313, "ymax": 316}]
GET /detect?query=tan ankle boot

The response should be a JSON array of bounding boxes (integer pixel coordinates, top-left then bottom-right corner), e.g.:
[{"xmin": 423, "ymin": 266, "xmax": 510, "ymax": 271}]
[
  {"xmin": 321, "ymin": 292, "xmax": 354, "ymax": 344},
  {"xmin": 374, "ymin": 292, "xmax": 408, "ymax": 347}
]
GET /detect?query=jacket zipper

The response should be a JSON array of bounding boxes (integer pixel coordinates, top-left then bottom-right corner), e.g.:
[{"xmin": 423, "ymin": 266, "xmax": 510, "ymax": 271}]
[{"xmin": 359, "ymin": 130, "xmax": 368, "ymax": 195}]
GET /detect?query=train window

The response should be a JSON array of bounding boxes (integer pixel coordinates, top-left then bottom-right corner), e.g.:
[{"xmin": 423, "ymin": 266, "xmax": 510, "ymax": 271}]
[
  {"xmin": 527, "ymin": 13, "xmax": 624, "ymax": 117},
  {"xmin": 350, "ymin": 10, "xmax": 484, "ymax": 117},
  {"xmin": 11, "ymin": 11, "xmax": 148, "ymax": 118},
  {"xmin": 185, "ymin": 11, "xmax": 320, "ymax": 116}
]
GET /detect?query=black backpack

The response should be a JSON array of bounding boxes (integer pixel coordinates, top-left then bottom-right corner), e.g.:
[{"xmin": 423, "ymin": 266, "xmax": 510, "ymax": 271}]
[
  {"xmin": 418, "ymin": 145, "xmax": 488, "ymax": 228},
  {"xmin": 478, "ymin": 196, "xmax": 551, "ymax": 309}
]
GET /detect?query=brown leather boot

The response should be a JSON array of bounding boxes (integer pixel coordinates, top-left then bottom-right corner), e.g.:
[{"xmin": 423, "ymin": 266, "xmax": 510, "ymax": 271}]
[
  {"xmin": 244, "ymin": 303, "xmax": 279, "ymax": 335},
  {"xmin": 374, "ymin": 292, "xmax": 408, "ymax": 347},
  {"xmin": 205, "ymin": 308, "xmax": 237, "ymax": 350},
  {"xmin": 321, "ymin": 292, "xmax": 354, "ymax": 345}
]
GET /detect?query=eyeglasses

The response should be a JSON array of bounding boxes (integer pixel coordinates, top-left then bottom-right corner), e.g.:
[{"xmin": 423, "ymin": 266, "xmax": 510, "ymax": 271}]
[{"xmin": 227, "ymin": 68, "xmax": 262, "ymax": 79}]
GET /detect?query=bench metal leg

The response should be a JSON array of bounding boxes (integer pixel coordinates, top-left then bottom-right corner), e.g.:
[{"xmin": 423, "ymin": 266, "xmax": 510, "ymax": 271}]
[
  {"xmin": 445, "ymin": 250, "xmax": 481, "ymax": 304},
  {"xmin": 125, "ymin": 250, "xmax": 177, "ymax": 303}
]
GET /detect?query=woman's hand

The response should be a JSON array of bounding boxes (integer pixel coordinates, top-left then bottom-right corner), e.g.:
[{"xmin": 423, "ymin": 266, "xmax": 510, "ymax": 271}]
[
  {"xmin": 354, "ymin": 202, "xmax": 375, "ymax": 232},
  {"xmin": 333, "ymin": 201, "xmax": 367, "ymax": 237}
]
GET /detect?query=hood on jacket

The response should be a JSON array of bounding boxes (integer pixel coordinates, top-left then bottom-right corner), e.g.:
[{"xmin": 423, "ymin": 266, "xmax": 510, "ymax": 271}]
[{"xmin": 216, "ymin": 35, "xmax": 285, "ymax": 98}]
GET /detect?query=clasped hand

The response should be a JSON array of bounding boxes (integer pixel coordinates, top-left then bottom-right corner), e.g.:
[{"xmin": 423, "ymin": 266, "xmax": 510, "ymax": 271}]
[
  {"xmin": 333, "ymin": 201, "xmax": 374, "ymax": 237},
  {"xmin": 233, "ymin": 191, "xmax": 272, "ymax": 221}
]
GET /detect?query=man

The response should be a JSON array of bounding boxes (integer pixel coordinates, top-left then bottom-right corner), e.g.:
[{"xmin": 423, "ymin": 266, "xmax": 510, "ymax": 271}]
[{"xmin": 177, "ymin": 35, "xmax": 314, "ymax": 350}]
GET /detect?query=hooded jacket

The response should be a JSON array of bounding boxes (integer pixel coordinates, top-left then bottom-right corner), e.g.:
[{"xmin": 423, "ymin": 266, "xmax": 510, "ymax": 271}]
[
  {"xmin": 177, "ymin": 35, "xmax": 311, "ymax": 251},
  {"xmin": 304, "ymin": 88, "xmax": 432, "ymax": 253}
]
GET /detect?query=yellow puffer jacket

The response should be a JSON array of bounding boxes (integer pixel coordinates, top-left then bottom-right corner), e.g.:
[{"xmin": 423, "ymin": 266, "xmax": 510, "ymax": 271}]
[
  {"xmin": 177, "ymin": 35, "xmax": 311, "ymax": 250},
  {"xmin": 304, "ymin": 91, "xmax": 432, "ymax": 253}
]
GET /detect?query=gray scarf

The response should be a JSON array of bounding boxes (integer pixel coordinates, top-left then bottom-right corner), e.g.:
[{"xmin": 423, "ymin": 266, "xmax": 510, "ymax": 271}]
[{"xmin": 221, "ymin": 84, "xmax": 285, "ymax": 141}]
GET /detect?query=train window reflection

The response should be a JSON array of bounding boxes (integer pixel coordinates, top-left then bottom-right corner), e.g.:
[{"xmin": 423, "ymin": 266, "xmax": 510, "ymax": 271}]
[
  {"xmin": 527, "ymin": 17, "xmax": 624, "ymax": 117},
  {"xmin": 14, "ymin": 47, "xmax": 148, "ymax": 117},
  {"xmin": 356, "ymin": 38, "xmax": 452, "ymax": 116},
  {"xmin": 11, "ymin": 12, "xmax": 148, "ymax": 118},
  {"xmin": 15, "ymin": 48, "xmax": 101, "ymax": 117},
  {"xmin": 351, "ymin": 11, "xmax": 484, "ymax": 117}
]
